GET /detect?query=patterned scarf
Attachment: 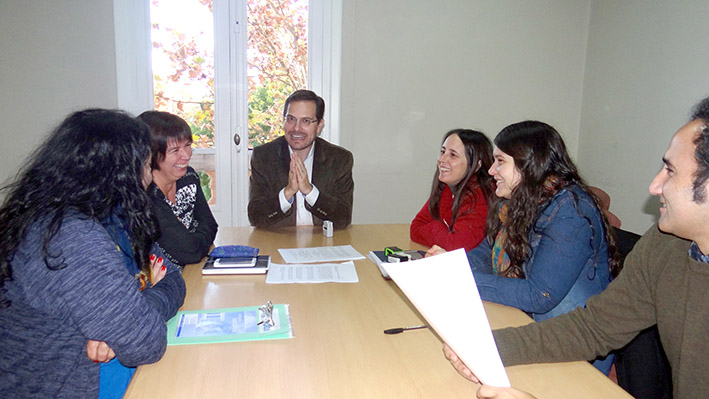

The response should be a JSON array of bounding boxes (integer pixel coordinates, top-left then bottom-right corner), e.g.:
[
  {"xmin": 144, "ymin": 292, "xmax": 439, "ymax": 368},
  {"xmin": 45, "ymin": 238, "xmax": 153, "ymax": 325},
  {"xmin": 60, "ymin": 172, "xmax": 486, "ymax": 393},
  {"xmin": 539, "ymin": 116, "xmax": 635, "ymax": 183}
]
[
  {"xmin": 491, "ymin": 203, "xmax": 512, "ymax": 276},
  {"xmin": 491, "ymin": 175, "xmax": 560, "ymax": 278}
]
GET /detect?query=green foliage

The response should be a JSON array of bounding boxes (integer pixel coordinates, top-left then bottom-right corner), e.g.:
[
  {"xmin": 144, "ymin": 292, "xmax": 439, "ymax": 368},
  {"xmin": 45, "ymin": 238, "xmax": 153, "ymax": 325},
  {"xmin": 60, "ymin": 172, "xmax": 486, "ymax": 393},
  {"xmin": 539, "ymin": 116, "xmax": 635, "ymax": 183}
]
[
  {"xmin": 197, "ymin": 170, "xmax": 212, "ymax": 202},
  {"xmin": 248, "ymin": 83, "xmax": 293, "ymax": 147},
  {"xmin": 246, "ymin": 0, "xmax": 308, "ymax": 147},
  {"xmin": 151, "ymin": 0, "xmax": 307, "ymax": 150}
]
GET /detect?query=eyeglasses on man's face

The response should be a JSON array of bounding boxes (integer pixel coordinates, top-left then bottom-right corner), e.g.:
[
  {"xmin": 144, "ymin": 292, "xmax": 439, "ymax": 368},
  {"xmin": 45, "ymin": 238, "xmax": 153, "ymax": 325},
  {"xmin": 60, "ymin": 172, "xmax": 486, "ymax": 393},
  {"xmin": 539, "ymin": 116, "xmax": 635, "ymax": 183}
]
[{"xmin": 284, "ymin": 115, "xmax": 319, "ymax": 127}]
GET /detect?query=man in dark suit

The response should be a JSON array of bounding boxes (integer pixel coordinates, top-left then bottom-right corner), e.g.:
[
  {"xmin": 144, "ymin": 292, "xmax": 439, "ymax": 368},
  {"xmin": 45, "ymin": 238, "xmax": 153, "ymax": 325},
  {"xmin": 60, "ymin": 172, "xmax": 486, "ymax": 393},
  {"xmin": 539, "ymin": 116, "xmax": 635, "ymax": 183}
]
[{"xmin": 248, "ymin": 90, "xmax": 354, "ymax": 228}]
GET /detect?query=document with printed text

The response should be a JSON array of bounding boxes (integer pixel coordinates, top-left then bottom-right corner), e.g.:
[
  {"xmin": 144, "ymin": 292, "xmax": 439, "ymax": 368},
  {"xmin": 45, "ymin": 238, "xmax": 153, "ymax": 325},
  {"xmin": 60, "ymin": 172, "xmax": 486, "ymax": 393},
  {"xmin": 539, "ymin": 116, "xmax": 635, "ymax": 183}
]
[
  {"xmin": 266, "ymin": 261, "xmax": 359, "ymax": 284},
  {"xmin": 278, "ymin": 245, "xmax": 365, "ymax": 263}
]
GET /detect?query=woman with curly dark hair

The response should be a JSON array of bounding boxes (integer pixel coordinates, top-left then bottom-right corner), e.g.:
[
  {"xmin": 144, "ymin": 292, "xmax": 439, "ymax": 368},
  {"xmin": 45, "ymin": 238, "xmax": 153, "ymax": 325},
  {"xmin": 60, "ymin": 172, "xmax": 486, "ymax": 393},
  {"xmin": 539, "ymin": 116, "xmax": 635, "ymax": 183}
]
[
  {"xmin": 410, "ymin": 129, "xmax": 494, "ymax": 251},
  {"xmin": 429, "ymin": 121, "xmax": 618, "ymax": 373},
  {"xmin": 0, "ymin": 109, "xmax": 186, "ymax": 398}
]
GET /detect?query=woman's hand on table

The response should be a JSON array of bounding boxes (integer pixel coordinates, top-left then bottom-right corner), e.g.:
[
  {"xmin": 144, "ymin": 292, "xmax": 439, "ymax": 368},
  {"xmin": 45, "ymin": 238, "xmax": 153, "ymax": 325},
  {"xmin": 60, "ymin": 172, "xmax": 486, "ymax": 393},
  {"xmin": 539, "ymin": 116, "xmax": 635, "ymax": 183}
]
[
  {"xmin": 426, "ymin": 245, "xmax": 447, "ymax": 257},
  {"xmin": 150, "ymin": 254, "xmax": 166, "ymax": 285},
  {"xmin": 86, "ymin": 340, "xmax": 116, "ymax": 363},
  {"xmin": 476, "ymin": 386, "xmax": 537, "ymax": 399},
  {"xmin": 442, "ymin": 343, "xmax": 479, "ymax": 383}
]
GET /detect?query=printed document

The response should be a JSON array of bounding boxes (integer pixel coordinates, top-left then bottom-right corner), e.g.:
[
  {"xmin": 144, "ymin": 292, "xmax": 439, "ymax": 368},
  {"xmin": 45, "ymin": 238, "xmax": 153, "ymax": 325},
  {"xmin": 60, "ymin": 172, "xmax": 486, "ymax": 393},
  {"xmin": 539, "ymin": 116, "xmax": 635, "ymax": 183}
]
[
  {"xmin": 266, "ymin": 261, "xmax": 359, "ymax": 284},
  {"xmin": 382, "ymin": 248, "xmax": 510, "ymax": 387},
  {"xmin": 278, "ymin": 245, "xmax": 365, "ymax": 263}
]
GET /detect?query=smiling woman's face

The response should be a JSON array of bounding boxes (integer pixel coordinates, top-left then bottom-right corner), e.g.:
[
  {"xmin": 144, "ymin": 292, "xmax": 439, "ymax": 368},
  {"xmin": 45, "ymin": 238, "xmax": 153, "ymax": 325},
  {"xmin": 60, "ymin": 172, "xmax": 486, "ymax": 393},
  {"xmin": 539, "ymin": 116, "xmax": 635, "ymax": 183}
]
[
  {"xmin": 153, "ymin": 139, "xmax": 193, "ymax": 184},
  {"xmin": 488, "ymin": 146, "xmax": 521, "ymax": 199},
  {"xmin": 437, "ymin": 134, "xmax": 468, "ymax": 186}
]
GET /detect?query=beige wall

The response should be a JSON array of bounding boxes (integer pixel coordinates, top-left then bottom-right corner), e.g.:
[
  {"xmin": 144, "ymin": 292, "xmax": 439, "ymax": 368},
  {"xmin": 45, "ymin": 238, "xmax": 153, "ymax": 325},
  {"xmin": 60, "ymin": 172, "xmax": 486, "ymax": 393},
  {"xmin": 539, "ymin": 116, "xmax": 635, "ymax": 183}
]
[
  {"xmin": 577, "ymin": 0, "xmax": 709, "ymax": 234},
  {"xmin": 0, "ymin": 0, "xmax": 118, "ymax": 189},
  {"xmin": 341, "ymin": 0, "xmax": 591, "ymax": 224}
]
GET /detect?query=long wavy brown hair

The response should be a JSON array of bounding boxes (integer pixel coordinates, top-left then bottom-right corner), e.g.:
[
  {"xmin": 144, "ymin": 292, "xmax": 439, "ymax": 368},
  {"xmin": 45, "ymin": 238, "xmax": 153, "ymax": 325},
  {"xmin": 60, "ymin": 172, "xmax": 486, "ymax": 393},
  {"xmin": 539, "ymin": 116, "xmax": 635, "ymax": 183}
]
[
  {"xmin": 428, "ymin": 129, "xmax": 495, "ymax": 231},
  {"xmin": 486, "ymin": 121, "xmax": 620, "ymax": 278}
]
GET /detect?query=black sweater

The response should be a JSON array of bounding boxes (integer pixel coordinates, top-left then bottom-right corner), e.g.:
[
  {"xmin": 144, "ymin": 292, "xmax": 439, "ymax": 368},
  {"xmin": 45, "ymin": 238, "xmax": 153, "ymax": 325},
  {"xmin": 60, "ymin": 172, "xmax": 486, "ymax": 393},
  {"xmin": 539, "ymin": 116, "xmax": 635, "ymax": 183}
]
[{"xmin": 148, "ymin": 167, "xmax": 218, "ymax": 266}]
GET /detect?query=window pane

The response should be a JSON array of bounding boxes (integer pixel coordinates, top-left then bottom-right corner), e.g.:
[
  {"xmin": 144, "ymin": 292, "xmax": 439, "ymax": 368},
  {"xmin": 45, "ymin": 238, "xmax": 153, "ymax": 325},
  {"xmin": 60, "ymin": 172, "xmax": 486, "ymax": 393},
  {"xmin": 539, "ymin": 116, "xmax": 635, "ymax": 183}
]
[
  {"xmin": 247, "ymin": 0, "xmax": 308, "ymax": 148},
  {"xmin": 150, "ymin": 0, "xmax": 216, "ymax": 204}
]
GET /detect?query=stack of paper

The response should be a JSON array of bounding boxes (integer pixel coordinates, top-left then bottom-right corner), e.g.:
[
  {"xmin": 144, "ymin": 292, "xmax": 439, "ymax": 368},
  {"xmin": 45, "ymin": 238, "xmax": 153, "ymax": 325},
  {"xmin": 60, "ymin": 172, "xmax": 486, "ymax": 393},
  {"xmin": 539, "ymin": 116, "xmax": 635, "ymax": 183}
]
[
  {"xmin": 266, "ymin": 261, "xmax": 359, "ymax": 284},
  {"xmin": 278, "ymin": 245, "xmax": 364, "ymax": 263},
  {"xmin": 382, "ymin": 248, "xmax": 510, "ymax": 387}
]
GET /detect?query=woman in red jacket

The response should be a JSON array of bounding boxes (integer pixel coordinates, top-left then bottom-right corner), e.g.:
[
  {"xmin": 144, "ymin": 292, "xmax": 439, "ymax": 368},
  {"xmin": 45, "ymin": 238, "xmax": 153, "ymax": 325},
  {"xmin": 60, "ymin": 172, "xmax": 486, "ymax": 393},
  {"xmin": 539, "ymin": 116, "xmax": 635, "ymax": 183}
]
[{"xmin": 410, "ymin": 129, "xmax": 494, "ymax": 251}]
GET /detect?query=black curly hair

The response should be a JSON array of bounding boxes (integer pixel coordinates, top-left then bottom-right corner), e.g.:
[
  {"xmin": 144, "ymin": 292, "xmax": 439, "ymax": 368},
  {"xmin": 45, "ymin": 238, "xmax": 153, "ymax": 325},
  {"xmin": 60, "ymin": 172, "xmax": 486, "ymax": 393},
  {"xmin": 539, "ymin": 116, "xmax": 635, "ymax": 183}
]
[
  {"xmin": 0, "ymin": 109, "xmax": 159, "ymax": 308},
  {"xmin": 690, "ymin": 97, "xmax": 709, "ymax": 203}
]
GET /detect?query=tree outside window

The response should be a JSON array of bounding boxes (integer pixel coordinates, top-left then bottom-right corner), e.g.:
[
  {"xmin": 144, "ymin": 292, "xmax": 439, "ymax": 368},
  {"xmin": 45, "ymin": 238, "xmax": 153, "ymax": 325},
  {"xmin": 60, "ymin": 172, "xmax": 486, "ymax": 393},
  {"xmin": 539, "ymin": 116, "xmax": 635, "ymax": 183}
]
[{"xmin": 150, "ymin": 0, "xmax": 308, "ymax": 151}]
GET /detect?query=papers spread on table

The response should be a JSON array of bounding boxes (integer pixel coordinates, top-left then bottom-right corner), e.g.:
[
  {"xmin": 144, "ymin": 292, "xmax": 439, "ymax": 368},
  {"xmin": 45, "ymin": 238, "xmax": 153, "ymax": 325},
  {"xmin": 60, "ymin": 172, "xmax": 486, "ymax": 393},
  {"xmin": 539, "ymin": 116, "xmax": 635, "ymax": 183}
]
[
  {"xmin": 167, "ymin": 304, "xmax": 293, "ymax": 345},
  {"xmin": 278, "ymin": 245, "xmax": 364, "ymax": 264},
  {"xmin": 382, "ymin": 248, "xmax": 510, "ymax": 387},
  {"xmin": 266, "ymin": 261, "xmax": 359, "ymax": 284}
]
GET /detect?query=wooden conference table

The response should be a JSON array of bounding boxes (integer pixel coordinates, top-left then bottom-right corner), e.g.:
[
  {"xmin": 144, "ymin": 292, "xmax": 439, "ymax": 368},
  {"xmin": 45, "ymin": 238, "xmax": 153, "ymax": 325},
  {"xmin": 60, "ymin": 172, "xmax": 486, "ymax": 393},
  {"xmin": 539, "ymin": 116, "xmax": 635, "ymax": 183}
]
[{"xmin": 124, "ymin": 224, "xmax": 631, "ymax": 399}]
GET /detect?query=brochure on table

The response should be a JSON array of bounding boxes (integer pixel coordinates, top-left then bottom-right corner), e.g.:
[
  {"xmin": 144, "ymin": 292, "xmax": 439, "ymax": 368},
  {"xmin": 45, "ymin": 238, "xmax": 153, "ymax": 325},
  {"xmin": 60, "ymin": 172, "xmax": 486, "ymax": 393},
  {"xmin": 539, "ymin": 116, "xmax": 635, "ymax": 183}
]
[{"xmin": 167, "ymin": 304, "xmax": 293, "ymax": 346}]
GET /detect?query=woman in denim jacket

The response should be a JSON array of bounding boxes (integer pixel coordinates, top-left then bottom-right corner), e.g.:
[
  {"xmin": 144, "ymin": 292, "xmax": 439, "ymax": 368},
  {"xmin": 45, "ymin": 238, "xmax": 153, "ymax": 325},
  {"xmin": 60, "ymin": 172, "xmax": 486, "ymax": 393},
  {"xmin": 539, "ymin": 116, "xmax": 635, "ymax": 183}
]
[{"xmin": 429, "ymin": 121, "xmax": 619, "ymax": 373}]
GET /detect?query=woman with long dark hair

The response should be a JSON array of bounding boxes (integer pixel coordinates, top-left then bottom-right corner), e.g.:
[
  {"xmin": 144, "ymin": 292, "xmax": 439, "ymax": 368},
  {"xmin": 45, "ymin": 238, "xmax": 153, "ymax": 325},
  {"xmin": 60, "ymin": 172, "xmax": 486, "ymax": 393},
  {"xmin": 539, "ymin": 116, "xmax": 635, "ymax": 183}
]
[
  {"xmin": 137, "ymin": 111, "xmax": 218, "ymax": 267},
  {"xmin": 410, "ymin": 129, "xmax": 494, "ymax": 251},
  {"xmin": 0, "ymin": 109, "xmax": 186, "ymax": 398},
  {"xmin": 430, "ymin": 121, "xmax": 618, "ymax": 373}
]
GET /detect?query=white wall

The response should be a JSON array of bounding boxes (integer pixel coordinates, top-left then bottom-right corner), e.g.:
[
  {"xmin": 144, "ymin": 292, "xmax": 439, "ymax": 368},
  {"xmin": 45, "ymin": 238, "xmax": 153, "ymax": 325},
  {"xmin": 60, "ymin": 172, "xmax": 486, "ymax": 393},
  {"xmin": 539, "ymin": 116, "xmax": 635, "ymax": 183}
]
[
  {"xmin": 0, "ymin": 0, "xmax": 118, "ymax": 189},
  {"xmin": 340, "ymin": 0, "xmax": 591, "ymax": 224},
  {"xmin": 578, "ymin": 0, "xmax": 709, "ymax": 234}
]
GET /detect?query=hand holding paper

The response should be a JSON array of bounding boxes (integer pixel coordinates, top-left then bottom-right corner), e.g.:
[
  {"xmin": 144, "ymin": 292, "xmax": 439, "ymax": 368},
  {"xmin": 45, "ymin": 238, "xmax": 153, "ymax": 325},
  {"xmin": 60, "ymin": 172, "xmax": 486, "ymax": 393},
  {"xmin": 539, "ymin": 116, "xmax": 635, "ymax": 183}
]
[
  {"xmin": 443, "ymin": 343, "xmax": 479, "ymax": 382},
  {"xmin": 382, "ymin": 248, "xmax": 510, "ymax": 387}
]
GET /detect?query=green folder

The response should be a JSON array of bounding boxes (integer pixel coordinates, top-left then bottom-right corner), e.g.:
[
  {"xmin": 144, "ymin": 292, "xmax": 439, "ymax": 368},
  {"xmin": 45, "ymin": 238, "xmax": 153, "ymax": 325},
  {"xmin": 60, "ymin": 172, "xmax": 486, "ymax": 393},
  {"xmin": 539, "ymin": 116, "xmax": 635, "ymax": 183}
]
[{"xmin": 166, "ymin": 304, "xmax": 293, "ymax": 345}]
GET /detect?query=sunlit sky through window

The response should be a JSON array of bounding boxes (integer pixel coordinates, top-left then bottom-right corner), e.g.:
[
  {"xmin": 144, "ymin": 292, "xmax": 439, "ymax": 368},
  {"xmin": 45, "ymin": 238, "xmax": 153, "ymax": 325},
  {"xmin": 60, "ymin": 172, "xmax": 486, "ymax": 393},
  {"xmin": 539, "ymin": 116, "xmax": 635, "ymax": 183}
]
[{"xmin": 149, "ymin": 1, "xmax": 214, "ymax": 79}]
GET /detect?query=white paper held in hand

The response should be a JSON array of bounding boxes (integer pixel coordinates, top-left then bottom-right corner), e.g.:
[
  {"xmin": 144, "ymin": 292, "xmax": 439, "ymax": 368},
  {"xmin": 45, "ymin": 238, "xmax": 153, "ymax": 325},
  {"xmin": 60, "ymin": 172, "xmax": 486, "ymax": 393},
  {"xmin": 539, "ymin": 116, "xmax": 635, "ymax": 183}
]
[{"xmin": 382, "ymin": 248, "xmax": 510, "ymax": 387}]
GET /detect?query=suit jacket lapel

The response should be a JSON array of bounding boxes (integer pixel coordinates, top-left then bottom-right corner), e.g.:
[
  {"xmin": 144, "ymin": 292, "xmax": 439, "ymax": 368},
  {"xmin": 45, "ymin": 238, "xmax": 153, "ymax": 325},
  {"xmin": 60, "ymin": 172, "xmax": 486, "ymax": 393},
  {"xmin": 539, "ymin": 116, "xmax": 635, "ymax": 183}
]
[{"xmin": 312, "ymin": 137, "xmax": 327, "ymax": 187}]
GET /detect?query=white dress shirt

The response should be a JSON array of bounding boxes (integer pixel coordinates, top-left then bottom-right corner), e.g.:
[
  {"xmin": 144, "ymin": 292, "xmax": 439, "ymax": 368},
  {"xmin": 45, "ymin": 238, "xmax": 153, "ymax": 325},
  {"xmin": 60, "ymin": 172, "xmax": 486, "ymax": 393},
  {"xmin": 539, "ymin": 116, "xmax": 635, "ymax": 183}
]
[{"xmin": 277, "ymin": 143, "xmax": 320, "ymax": 225}]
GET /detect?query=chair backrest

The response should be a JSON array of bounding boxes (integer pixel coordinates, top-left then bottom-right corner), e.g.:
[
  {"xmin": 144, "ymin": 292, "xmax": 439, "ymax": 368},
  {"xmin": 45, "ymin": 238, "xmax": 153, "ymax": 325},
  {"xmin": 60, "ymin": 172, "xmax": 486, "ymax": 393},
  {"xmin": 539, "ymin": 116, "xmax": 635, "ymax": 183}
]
[{"xmin": 589, "ymin": 186, "xmax": 622, "ymax": 228}]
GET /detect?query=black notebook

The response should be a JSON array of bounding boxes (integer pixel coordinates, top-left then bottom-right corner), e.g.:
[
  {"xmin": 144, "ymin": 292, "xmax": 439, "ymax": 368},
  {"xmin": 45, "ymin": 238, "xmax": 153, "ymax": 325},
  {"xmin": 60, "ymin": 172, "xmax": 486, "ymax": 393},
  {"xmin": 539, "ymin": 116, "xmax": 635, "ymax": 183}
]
[
  {"xmin": 202, "ymin": 255, "xmax": 271, "ymax": 275},
  {"xmin": 367, "ymin": 250, "xmax": 425, "ymax": 279}
]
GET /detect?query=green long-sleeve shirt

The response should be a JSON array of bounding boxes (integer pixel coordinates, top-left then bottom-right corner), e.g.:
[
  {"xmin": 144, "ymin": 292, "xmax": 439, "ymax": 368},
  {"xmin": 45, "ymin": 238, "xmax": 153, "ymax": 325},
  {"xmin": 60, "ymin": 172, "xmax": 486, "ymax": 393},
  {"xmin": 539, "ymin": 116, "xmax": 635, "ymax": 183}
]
[{"xmin": 493, "ymin": 224, "xmax": 709, "ymax": 399}]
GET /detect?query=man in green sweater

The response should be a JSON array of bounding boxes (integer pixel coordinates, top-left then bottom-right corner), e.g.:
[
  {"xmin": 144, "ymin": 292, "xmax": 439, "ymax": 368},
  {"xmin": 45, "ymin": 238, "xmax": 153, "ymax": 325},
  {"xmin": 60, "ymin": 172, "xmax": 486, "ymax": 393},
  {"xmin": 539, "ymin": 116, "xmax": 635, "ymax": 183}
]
[{"xmin": 444, "ymin": 96, "xmax": 709, "ymax": 399}]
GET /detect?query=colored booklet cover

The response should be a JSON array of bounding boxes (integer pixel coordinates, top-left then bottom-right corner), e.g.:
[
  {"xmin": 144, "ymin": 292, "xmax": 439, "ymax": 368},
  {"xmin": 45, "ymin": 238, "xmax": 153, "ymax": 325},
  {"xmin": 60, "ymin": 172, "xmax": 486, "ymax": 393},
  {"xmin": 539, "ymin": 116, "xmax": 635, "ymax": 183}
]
[
  {"xmin": 202, "ymin": 255, "xmax": 271, "ymax": 275},
  {"xmin": 167, "ymin": 304, "xmax": 293, "ymax": 346}
]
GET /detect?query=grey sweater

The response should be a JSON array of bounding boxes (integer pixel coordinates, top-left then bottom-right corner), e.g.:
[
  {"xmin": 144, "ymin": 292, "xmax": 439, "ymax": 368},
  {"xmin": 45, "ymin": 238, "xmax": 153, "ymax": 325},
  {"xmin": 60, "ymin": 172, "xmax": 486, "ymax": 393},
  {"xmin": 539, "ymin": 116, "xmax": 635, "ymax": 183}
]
[
  {"xmin": 494, "ymin": 225, "xmax": 709, "ymax": 399},
  {"xmin": 0, "ymin": 216, "xmax": 186, "ymax": 398}
]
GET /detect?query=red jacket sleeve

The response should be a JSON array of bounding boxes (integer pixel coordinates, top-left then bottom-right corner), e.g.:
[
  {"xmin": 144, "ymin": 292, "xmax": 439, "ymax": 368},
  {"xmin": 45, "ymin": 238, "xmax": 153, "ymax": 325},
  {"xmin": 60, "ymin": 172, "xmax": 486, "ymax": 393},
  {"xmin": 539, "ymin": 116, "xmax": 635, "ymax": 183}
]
[{"xmin": 410, "ymin": 186, "xmax": 488, "ymax": 251}]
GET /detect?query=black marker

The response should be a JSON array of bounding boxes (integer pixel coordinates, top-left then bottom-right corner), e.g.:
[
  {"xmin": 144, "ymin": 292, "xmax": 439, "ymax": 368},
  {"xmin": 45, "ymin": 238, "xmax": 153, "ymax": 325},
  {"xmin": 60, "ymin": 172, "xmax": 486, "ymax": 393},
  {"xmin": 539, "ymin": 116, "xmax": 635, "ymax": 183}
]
[{"xmin": 383, "ymin": 325, "xmax": 429, "ymax": 334}]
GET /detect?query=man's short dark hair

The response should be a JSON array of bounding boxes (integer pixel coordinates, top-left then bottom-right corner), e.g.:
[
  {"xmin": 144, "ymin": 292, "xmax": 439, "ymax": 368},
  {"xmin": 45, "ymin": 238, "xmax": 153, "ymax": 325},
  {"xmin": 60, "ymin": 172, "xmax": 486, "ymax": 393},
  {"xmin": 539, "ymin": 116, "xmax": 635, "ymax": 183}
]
[
  {"xmin": 691, "ymin": 96, "xmax": 709, "ymax": 202},
  {"xmin": 283, "ymin": 90, "xmax": 325, "ymax": 121}
]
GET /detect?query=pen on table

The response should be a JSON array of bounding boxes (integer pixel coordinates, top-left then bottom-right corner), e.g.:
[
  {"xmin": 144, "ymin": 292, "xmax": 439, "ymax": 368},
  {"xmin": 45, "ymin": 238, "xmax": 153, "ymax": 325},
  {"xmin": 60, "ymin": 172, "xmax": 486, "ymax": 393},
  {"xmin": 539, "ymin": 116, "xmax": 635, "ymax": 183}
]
[{"xmin": 383, "ymin": 325, "xmax": 429, "ymax": 334}]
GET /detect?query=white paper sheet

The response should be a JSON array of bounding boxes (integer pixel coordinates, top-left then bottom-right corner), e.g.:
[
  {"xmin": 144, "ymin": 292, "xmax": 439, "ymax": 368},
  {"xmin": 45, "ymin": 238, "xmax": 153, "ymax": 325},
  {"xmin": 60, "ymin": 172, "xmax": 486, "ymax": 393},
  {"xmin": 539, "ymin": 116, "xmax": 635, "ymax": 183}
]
[
  {"xmin": 278, "ymin": 245, "xmax": 365, "ymax": 263},
  {"xmin": 382, "ymin": 248, "xmax": 510, "ymax": 387},
  {"xmin": 265, "ymin": 261, "xmax": 359, "ymax": 284}
]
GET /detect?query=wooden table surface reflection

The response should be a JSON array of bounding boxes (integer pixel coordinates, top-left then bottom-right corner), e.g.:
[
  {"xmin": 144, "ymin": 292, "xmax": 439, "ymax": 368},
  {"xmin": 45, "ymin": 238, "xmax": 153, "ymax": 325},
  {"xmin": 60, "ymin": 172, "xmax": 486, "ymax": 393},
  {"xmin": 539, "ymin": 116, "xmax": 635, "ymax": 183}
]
[{"xmin": 124, "ymin": 224, "xmax": 631, "ymax": 399}]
